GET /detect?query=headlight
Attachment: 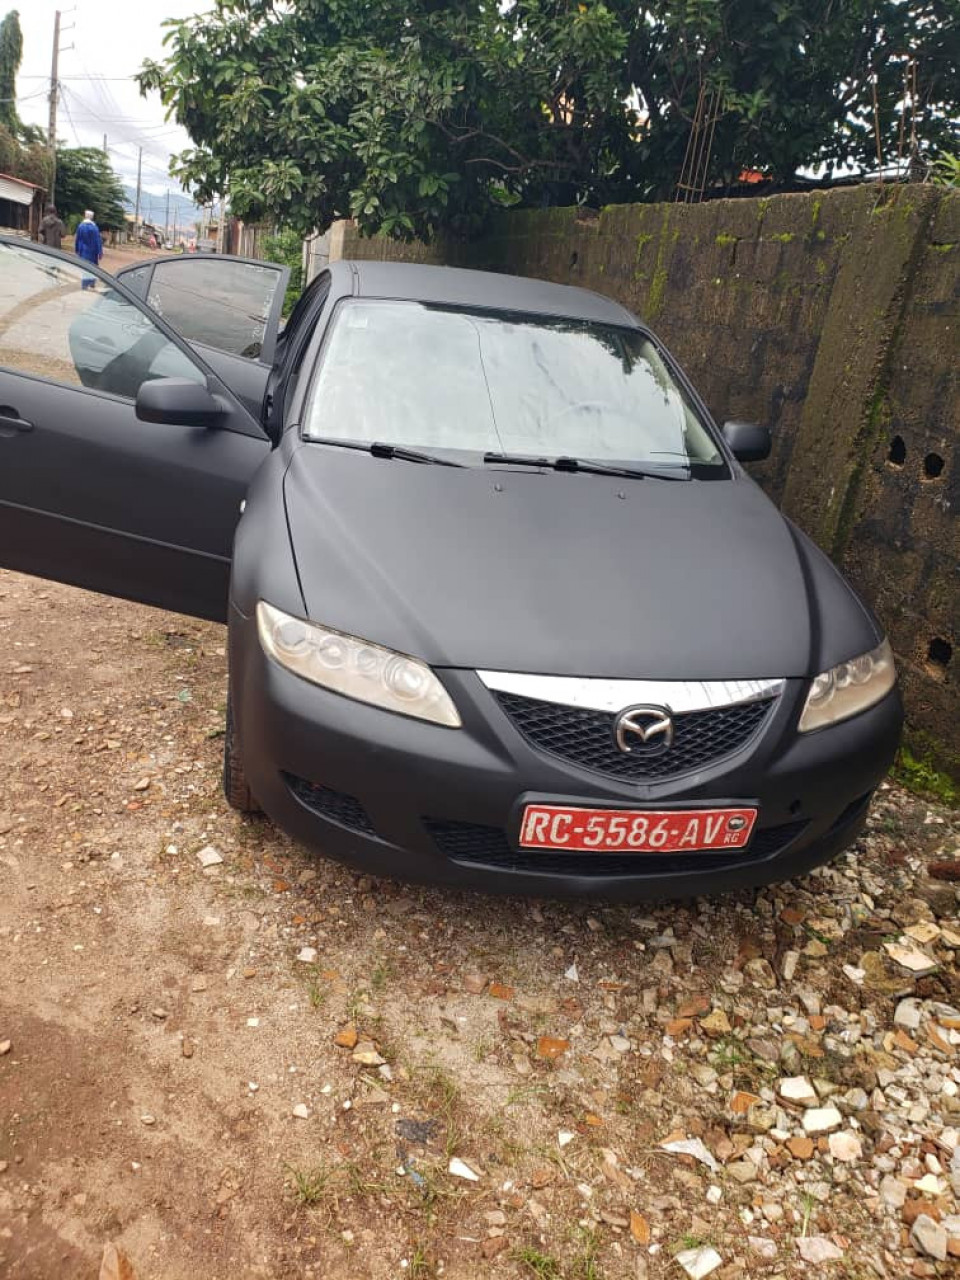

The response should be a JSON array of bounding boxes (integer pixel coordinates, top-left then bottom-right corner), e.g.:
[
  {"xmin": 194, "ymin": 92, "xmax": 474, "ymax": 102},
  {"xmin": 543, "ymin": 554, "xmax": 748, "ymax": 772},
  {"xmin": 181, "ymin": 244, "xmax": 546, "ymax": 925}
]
[
  {"xmin": 256, "ymin": 601, "xmax": 461, "ymax": 728},
  {"xmin": 798, "ymin": 638, "xmax": 896, "ymax": 733}
]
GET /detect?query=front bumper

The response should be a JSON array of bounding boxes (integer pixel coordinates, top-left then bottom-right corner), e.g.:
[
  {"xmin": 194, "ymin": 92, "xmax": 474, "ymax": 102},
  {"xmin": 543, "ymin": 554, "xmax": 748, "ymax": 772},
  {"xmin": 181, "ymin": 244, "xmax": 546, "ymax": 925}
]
[{"xmin": 230, "ymin": 605, "xmax": 903, "ymax": 900}]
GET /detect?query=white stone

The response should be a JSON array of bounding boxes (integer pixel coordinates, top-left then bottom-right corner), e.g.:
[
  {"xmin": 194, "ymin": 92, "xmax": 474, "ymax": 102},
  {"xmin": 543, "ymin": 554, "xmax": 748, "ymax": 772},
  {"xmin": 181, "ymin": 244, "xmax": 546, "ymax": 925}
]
[
  {"xmin": 828, "ymin": 1131, "xmax": 862, "ymax": 1163},
  {"xmin": 748, "ymin": 1237, "xmax": 777, "ymax": 1260},
  {"xmin": 558, "ymin": 1131, "xmax": 575, "ymax": 1148},
  {"xmin": 894, "ymin": 998, "xmax": 923, "ymax": 1031},
  {"xmin": 884, "ymin": 942, "xmax": 938, "ymax": 975},
  {"xmin": 879, "ymin": 1175, "xmax": 907, "ymax": 1208},
  {"xmin": 802, "ymin": 1106, "xmax": 843, "ymax": 1134},
  {"xmin": 448, "ymin": 1157, "xmax": 480, "ymax": 1182},
  {"xmin": 914, "ymin": 1173, "xmax": 942, "ymax": 1196},
  {"xmin": 297, "ymin": 947, "xmax": 318, "ymax": 963},
  {"xmin": 778, "ymin": 1076, "xmax": 818, "ymax": 1106},
  {"xmin": 196, "ymin": 845, "xmax": 223, "ymax": 867},
  {"xmin": 675, "ymin": 1245, "xmax": 722, "ymax": 1279},
  {"xmin": 609, "ymin": 1035, "xmax": 631, "ymax": 1053},
  {"xmin": 910, "ymin": 1214, "xmax": 947, "ymax": 1261},
  {"xmin": 796, "ymin": 1236, "xmax": 843, "ymax": 1263},
  {"xmin": 291, "ymin": 1103, "xmax": 309, "ymax": 1119}
]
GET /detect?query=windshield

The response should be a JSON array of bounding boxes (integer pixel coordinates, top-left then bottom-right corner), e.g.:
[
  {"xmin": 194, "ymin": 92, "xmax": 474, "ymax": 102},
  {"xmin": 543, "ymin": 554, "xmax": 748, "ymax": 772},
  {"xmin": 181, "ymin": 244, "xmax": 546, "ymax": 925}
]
[{"xmin": 302, "ymin": 300, "xmax": 725, "ymax": 471}]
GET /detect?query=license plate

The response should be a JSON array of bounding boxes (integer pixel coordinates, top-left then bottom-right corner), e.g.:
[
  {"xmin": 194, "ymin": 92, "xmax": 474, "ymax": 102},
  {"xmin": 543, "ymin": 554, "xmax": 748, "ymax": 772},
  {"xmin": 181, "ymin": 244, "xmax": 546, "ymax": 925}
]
[{"xmin": 519, "ymin": 804, "xmax": 758, "ymax": 854}]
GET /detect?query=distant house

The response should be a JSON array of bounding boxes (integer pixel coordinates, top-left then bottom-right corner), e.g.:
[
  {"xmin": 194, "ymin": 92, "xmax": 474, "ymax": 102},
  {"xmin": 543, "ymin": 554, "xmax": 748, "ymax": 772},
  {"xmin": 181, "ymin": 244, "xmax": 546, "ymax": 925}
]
[{"xmin": 0, "ymin": 173, "xmax": 44, "ymax": 237}]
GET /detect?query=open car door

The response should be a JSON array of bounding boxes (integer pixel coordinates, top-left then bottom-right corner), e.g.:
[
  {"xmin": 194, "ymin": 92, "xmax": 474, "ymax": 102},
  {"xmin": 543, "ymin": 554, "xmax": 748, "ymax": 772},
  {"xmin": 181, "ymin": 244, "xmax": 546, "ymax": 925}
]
[
  {"xmin": 0, "ymin": 238, "xmax": 271, "ymax": 623},
  {"xmin": 115, "ymin": 254, "xmax": 290, "ymax": 419}
]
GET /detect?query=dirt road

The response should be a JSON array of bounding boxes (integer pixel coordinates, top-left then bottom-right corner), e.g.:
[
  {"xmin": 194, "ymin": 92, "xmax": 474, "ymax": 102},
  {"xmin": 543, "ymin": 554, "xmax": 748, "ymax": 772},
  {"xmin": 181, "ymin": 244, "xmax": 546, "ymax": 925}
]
[{"xmin": 0, "ymin": 569, "xmax": 958, "ymax": 1279}]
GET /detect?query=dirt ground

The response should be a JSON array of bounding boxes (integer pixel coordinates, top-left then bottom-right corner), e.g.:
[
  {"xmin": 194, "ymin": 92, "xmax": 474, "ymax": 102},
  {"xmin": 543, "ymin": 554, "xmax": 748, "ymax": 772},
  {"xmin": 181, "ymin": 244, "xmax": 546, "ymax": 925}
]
[{"xmin": 0, "ymin": 569, "xmax": 958, "ymax": 1280}]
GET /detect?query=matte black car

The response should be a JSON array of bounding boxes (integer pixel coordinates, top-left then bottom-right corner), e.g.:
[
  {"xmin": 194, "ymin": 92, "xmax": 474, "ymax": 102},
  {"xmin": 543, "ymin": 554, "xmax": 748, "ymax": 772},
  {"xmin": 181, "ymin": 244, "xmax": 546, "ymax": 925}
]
[{"xmin": 0, "ymin": 236, "xmax": 903, "ymax": 899}]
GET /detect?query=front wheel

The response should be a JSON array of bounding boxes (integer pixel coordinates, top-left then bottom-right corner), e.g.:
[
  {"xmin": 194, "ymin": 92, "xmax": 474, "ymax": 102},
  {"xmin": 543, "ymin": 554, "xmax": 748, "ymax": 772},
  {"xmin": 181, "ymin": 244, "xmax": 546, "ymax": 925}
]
[{"xmin": 223, "ymin": 693, "xmax": 261, "ymax": 814}]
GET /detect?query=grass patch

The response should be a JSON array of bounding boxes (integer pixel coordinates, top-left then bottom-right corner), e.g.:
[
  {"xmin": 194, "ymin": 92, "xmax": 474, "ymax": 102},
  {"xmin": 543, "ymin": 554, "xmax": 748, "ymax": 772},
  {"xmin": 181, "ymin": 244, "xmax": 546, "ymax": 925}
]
[
  {"xmin": 285, "ymin": 1163, "xmax": 333, "ymax": 1207},
  {"xmin": 513, "ymin": 1246, "xmax": 562, "ymax": 1279},
  {"xmin": 892, "ymin": 747, "xmax": 959, "ymax": 807}
]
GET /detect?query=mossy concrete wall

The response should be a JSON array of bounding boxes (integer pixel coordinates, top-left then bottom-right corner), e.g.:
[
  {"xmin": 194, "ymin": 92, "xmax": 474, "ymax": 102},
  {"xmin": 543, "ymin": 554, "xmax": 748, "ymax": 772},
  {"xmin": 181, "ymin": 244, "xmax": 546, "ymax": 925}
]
[{"xmin": 334, "ymin": 186, "xmax": 960, "ymax": 778}]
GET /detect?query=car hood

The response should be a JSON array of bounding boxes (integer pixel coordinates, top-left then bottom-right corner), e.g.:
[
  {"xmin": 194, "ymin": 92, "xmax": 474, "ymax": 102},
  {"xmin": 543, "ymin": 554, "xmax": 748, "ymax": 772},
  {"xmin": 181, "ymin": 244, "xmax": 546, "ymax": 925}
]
[{"xmin": 283, "ymin": 447, "xmax": 877, "ymax": 679}]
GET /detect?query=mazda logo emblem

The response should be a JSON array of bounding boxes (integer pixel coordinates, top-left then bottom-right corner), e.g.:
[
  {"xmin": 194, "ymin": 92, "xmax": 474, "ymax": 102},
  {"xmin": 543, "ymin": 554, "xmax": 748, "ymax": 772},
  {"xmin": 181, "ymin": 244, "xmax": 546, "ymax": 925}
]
[{"xmin": 614, "ymin": 705, "xmax": 674, "ymax": 754}]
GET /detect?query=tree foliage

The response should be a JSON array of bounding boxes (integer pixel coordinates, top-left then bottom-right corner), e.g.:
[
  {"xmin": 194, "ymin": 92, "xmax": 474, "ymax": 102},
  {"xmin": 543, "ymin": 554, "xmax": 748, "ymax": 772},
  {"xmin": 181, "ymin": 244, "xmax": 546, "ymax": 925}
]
[
  {"xmin": 140, "ymin": 0, "xmax": 960, "ymax": 240},
  {"xmin": 54, "ymin": 147, "xmax": 128, "ymax": 229},
  {"xmin": 0, "ymin": 8, "xmax": 22, "ymax": 135}
]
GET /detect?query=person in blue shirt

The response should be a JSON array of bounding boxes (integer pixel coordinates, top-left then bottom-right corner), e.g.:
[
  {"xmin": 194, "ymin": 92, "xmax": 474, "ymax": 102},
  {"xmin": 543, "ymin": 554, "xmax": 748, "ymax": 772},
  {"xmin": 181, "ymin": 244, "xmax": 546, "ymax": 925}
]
[{"xmin": 74, "ymin": 211, "xmax": 103, "ymax": 290}]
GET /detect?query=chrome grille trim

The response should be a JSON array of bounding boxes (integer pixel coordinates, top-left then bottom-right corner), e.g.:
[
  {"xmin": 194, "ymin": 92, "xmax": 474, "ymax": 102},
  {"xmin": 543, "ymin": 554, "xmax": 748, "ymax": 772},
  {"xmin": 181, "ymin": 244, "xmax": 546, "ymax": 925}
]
[{"xmin": 476, "ymin": 671, "xmax": 784, "ymax": 715}]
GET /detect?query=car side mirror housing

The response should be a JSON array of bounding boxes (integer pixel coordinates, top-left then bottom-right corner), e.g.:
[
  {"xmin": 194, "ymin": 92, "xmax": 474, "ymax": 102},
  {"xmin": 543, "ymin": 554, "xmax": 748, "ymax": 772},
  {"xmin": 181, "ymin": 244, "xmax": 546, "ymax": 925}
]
[
  {"xmin": 722, "ymin": 420, "xmax": 771, "ymax": 463},
  {"xmin": 136, "ymin": 378, "xmax": 224, "ymax": 428}
]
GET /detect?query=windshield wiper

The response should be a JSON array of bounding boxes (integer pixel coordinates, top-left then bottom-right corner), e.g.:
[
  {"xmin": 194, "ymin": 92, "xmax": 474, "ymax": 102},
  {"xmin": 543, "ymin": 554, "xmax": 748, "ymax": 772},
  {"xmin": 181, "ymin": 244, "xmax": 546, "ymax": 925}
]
[
  {"xmin": 483, "ymin": 451, "xmax": 687, "ymax": 480},
  {"xmin": 312, "ymin": 438, "xmax": 465, "ymax": 468}
]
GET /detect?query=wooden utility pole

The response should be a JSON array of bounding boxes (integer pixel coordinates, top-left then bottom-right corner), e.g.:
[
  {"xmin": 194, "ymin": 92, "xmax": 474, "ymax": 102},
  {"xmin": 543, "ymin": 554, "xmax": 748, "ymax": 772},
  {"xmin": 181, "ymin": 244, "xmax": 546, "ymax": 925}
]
[
  {"xmin": 102, "ymin": 133, "xmax": 107, "ymax": 155},
  {"xmin": 164, "ymin": 189, "xmax": 170, "ymax": 241},
  {"xmin": 133, "ymin": 146, "xmax": 142, "ymax": 232},
  {"xmin": 47, "ymin": 10, "xmax": 61, "ymax": 202}
]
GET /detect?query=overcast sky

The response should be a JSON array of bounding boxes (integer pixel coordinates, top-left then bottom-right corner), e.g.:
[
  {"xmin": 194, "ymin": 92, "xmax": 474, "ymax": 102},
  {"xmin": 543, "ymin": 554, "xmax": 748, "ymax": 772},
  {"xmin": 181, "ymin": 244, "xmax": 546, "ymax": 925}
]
[{"xmin": 13, "ymin": 1, "xmax": 207, "ymax": 216}]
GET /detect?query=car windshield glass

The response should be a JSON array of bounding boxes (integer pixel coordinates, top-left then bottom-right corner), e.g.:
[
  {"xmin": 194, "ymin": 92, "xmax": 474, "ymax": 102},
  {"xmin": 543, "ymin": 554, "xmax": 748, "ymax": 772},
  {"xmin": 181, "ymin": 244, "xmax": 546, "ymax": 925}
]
[{"xmin": 302, "ymin": 301, "xmax": 724, "ymax": 471}]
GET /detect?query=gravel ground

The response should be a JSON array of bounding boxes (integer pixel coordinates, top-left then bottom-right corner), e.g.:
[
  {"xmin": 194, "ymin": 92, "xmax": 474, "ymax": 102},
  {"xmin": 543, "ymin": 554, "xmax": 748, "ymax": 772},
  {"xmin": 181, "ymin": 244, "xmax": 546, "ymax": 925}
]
[{"xmin": 0, "ymin": 568, "xmax": 958, "ymax": 1280}]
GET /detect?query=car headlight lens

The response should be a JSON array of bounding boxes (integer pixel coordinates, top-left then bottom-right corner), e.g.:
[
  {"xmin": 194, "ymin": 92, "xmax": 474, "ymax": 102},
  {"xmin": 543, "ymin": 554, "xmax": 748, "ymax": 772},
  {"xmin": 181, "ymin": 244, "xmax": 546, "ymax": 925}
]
[
  {"xmin": 256, "ymin": 601, "xmax": 461, "ymax": 727},
  {"xmin": 798, "ymin": 638, "xmax": 896, "ymax": 732}
]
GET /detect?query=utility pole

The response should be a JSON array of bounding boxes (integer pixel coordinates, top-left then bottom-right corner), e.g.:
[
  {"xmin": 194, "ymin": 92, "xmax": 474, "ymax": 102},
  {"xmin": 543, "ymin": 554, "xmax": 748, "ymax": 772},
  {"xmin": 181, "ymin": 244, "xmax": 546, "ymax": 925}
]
[
  {"xmin": 164, "ymin": 190, "xmax": 170, "ymax": 241},
  {"xmin": 47, "ymin": 10, "xmax": 61, "ymax": 202},
  {"xmin": 133, "ymin": 146, "xmax": 142, "ymax": 234},
  {"xmin": 102, "ymin": 133, "xmax": 107, "ymax": 155}
]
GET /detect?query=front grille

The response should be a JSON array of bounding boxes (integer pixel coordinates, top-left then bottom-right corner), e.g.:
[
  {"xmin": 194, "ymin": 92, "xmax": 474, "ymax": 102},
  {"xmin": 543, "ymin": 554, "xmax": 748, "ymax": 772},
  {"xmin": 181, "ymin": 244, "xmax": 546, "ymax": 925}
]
[
  {"xmin": 284, "ymin": 773, "xmax": 376, "ymax": 835},
  {"xmin": 424, "ymin": 817, "xmax": 808, "ymax": 877},
  {"xmin": 494, "ymin": 692, "xmax": 773, "ymax": 782}
]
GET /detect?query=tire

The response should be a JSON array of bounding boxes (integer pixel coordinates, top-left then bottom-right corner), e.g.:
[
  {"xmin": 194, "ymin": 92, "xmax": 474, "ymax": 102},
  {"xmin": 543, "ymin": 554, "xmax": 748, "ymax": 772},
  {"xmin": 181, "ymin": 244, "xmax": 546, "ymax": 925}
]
[{"xmin": 223, "ymin": 694, "xmax": 261, "ymax": 814}]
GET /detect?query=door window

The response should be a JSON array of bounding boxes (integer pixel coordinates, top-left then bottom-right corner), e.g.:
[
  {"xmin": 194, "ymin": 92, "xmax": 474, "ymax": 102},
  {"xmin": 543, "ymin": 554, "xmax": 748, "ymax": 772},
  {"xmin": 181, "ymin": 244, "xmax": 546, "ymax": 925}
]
[
  {"xmin": 146, "ymin": 259, "xmax": 285, "ymax": 359},
  {"xmin": 0, "ymin": 242, "xmax": 204, "ymax": 400}
]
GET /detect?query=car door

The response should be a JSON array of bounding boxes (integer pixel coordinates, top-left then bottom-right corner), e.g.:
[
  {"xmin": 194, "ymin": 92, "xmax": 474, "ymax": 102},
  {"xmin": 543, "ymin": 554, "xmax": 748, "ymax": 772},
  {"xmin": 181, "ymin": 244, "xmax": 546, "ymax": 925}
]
[
  {"xmin": 116, "ymin": 255, "xmax": 290, "ymax": 419},
  {"xmin": 0, "ymin": 237, "xmax": 271, "ymax": 623}
]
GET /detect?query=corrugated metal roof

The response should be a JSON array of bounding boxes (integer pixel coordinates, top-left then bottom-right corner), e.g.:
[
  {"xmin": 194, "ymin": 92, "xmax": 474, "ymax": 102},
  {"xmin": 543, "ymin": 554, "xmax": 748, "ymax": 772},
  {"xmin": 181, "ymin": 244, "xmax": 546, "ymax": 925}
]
[{"xmin": 0, "ymin": 175, "xmax": 37, "ymax": 206}]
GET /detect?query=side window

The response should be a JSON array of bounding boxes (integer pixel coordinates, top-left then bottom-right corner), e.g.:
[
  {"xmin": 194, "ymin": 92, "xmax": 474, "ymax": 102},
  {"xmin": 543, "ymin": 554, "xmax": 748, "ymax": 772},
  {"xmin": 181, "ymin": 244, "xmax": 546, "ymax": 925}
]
[
  {"xmin": 146, "ymin": 259, "xmax": 284, "ymax": 360},
  {"xmin": 0, "ymin": 241, "xmax": 205, "ymax": 400},
  {"xmin": 120, "ymin": 264, "xmax": 152, "ymax": 299}
]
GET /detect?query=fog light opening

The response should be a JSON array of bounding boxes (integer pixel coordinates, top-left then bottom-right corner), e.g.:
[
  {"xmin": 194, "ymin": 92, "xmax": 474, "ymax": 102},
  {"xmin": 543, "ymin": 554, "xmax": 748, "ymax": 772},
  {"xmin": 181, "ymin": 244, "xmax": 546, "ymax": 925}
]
[
  {"xmin": 887, "ymin": 436, "xmax": 906, "ymax": 467},
  {"xmin": 922, "ymin": 452, "xmax": 944, "ymax": 480}
]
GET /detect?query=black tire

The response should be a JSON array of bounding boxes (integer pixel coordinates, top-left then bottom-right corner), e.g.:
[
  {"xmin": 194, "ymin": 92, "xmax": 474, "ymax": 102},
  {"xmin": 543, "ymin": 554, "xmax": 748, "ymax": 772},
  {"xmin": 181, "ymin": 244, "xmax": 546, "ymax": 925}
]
[{"xmin": 223, "ymin": 695, "xmax": 261, "ymax": 814}]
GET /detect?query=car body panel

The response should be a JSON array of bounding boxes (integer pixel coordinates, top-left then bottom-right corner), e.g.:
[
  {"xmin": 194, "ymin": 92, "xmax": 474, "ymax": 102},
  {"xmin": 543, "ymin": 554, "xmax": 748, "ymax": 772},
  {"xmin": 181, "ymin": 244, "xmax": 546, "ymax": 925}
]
[
  {"xmin": 281, "ymin": 445, "xmax": 879, "ymax": 679},
  {"xmin": 0, "ymin": 237, "xmax": 270, "ymax": 621}
]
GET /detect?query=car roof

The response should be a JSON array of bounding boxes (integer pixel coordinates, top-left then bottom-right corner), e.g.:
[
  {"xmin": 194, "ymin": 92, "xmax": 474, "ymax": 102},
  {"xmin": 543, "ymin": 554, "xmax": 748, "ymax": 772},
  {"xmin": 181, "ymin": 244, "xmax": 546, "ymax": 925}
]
[{"xmin": 336, "ymin": 259, "xmax": 638, "ymax": 327}]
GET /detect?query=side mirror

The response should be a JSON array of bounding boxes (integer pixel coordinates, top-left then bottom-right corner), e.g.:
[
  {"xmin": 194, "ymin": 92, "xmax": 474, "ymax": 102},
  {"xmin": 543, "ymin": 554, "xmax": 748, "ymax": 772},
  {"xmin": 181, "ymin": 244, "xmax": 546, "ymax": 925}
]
[
  {"xmin": 722, "ymin": 420, "xmax": 771, "ymax": 463},
  {"xmin": 136, "ymin": 378, "xmax": 224, "ymax": 428}
]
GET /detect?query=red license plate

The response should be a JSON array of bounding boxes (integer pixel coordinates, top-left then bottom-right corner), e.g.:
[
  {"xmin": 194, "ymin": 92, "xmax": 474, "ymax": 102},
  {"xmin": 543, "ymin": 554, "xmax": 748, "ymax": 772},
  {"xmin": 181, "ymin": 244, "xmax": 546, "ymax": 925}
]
[{"xmin": 519, "ymin": 804, "xmax": 758, "ymax": 854}]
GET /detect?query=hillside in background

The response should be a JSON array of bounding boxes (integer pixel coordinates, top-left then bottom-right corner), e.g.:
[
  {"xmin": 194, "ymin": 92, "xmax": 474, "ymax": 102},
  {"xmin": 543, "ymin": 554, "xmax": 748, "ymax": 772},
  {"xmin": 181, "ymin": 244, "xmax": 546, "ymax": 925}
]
[{"xmin": 121, "ymin": 184, "xmax": 203, "ymax": 232}]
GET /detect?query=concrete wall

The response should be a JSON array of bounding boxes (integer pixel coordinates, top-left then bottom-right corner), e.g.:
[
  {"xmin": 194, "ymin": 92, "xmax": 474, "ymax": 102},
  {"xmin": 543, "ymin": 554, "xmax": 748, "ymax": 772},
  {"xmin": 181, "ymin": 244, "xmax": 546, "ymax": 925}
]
[{"xmin": 333, "ymin": 186, "xmax": 960, "ymax": 777}]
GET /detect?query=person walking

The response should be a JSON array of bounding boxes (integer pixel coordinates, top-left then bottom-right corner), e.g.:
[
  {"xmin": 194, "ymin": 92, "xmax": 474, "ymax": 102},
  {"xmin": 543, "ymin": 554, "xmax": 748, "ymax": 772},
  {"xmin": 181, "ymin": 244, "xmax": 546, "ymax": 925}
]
[
  {"xmin": 74, "ymin": 210, "xmax": 104, "ymax": 290},
  {"xmin": 37, "ymin": 203, "xmax": 66, "ymax": 249}
]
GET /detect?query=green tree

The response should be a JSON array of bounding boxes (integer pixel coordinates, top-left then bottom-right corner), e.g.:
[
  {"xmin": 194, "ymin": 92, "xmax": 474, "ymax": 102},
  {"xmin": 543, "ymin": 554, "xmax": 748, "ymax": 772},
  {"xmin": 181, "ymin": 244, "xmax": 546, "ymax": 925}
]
[
  {"xmin": 140, "ymin": 0, "xmax": 960, "ymax": 241},
  {"xmin": 0, "ymin": 9, "xmax": 22, "ymax": 135},
  {"xmin": 54, "ymin": 147, "xmax": 128, "ymax": 229}
]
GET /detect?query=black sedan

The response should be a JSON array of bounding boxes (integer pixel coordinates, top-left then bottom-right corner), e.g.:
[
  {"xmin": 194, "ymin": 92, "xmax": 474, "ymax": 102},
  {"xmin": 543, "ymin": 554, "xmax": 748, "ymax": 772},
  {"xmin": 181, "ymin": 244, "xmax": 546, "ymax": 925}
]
[{"xmin": 0, "ymin": 237, "xmax": 902, "ymax": 899}]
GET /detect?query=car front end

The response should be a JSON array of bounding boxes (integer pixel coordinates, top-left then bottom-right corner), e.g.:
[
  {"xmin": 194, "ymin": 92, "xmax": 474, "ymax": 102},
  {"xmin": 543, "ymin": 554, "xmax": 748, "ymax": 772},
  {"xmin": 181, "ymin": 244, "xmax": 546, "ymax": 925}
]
[{"xmin": 227, "ymin": 275, "xmax": 903, "ymax": 899}]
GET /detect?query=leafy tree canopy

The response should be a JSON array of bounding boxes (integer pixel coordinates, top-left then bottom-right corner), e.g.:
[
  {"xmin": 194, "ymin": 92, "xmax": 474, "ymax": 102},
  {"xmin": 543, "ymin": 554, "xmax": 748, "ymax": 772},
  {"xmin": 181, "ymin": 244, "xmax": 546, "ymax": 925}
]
[
  {"xmin": 0, "ymin": 8, "xmax": 22, "ymax": 135},
  {"xmin": 55, "ymin": 147, "xmax": 128, "ymax": 229},
  {"xmin": 140, "ymin": 0, "xmax": 960, "ymax": 240}
]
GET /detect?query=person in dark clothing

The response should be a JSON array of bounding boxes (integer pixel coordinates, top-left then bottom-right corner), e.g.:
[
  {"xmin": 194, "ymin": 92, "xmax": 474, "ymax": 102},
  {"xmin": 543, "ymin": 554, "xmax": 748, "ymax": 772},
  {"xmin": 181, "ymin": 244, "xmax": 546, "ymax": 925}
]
[
  {"xmin": 37, "ymin": 204, "xmax": 66, "ymax": 249},
  {"xmin": 74, "ymin": 210, "xmax": 104, "ymax": 290}
]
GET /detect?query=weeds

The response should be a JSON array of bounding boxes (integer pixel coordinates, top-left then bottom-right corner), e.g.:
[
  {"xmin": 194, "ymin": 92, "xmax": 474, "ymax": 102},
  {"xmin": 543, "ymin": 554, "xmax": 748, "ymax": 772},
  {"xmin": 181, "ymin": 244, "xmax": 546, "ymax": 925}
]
[{"xmin": 513, "ymin": 1246, "xmax": 562, "ymax": 1279}]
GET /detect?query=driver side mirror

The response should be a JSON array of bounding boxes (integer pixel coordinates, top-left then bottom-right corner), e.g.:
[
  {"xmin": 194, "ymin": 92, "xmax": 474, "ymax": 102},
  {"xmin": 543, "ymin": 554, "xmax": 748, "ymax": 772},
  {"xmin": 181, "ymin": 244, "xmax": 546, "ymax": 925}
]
[
  {"xmin": 136, "ymin": 378, "xmax": 224, "ymax": 428},
  {"xmin": 722, "ymin": 420, "xmax": 771, "ymax": 463}
]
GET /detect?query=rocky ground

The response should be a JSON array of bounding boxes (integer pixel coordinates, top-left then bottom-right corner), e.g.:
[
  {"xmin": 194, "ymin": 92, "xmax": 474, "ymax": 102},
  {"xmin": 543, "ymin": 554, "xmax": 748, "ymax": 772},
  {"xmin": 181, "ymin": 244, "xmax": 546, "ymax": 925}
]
[{"xmin": 0, "ymin": 568, "xmax": 958, "ymax": 1280}]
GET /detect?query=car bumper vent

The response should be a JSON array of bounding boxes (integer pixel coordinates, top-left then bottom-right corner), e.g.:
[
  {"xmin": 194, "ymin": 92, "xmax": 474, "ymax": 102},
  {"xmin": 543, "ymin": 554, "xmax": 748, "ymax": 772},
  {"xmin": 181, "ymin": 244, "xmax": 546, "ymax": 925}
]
[
  {"xmin": 424, "ymin": 817, "xmax": 808, "ymax": 877},
  {"xmin": 493, "ymin": 691, "xmax": 775, "ymax": 782},
  {"xmin": 284, "ymin": 773, "xmax": 376, "ymax": 836}
]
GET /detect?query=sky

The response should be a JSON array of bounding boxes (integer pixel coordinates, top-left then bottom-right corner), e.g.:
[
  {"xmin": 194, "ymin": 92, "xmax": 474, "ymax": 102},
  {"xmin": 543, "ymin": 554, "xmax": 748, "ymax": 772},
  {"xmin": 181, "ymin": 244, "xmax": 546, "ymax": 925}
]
[{"xmin": 12, "ymin": 0, "xmax": 207, "ymax": 219}]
